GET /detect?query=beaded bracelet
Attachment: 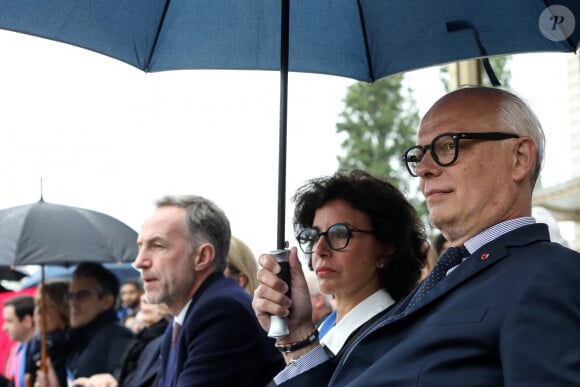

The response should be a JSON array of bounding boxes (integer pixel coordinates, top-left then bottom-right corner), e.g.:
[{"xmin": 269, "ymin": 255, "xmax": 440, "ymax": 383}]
[{"xmin": 274, "ymin": 326, "xmax": 319, "ymax": 353}]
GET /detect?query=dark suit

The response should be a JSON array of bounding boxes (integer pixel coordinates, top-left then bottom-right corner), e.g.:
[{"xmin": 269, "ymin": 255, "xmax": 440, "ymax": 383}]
[
  {"xmin": 66, "ymin": 309, "xmax": 134, "ymax": 379},
  {"xmin": 158, "ymin": 273, "xmax": 285, "ymax": 387},
  {"xmin": 280, "ymin": 224, "xmax": 580, "ymax": 386}
]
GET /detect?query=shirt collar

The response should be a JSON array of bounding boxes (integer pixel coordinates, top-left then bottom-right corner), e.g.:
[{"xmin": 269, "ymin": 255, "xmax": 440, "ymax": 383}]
[
  {"xmin": 320, "ymin": 289, "xmax": 394, "ymax": 355},
  {"xmin": 463, "ymin": 217, "xmax": 535, "ymax": 254},
  {"xmin": 174, "ymin": 299, "xmax": 192, "ymax": 325}
]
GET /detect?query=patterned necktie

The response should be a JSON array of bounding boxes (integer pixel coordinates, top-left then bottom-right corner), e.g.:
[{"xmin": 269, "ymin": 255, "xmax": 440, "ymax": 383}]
[
  {"xmin": 408, "ymin": 246, "xmax": 469, "ymax": 308},
  {"xmin": 171, "ymin": 322, "xmax": 181, "ymax": 350}
]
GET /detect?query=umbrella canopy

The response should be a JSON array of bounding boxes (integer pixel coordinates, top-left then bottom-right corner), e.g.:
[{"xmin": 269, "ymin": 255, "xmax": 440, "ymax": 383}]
[
  {"xmin": 0, "ymin": 200, "xmax": 138, "ymax": 266},
  {"xmin": 0, "ymin": 1, "xmax": 578, "ymax": 248},
  {"xmin": 0, "ymin": 1, "xmax": 577, "ymax": 80}
]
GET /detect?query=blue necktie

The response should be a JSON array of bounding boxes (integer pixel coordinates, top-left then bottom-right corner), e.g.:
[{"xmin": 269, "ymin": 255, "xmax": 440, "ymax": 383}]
[{"xmin": 407, "ymin": 246, "xmax": 469, "ymax": 308}]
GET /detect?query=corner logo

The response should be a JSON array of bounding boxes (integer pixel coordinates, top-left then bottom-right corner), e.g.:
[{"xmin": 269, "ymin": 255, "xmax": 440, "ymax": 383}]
[{"xmin": 539, "ymin": 5, "xmax": 575, "ymax": 42}]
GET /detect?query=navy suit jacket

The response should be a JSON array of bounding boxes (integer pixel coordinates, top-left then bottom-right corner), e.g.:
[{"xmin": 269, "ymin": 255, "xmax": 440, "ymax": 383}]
[
  {"xmin": 158, "ymin": 273, "xmax": 285, "ymax": 387},
  {"xmin": 281, "ymin": 224, "xmax": 580, "ymax": 386}
]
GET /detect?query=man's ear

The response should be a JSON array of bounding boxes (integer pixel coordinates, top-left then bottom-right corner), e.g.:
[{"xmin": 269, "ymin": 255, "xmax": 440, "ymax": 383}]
[
  {"xmin": 193, "ymin": 243, "xmax": 215, "ymax": 271},
  {"xmin": 101, "ymin": 293, "xmax": 116, "ymax": 311},
  {"xmin": 512, "ymin": 137, "xmax": 535, "ymax": 184}
]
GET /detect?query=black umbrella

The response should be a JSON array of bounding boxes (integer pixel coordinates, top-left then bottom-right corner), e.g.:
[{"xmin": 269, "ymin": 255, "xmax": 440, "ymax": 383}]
[
  {"xmin": 0, "ymin": 199, "xmax": 138, "ymax": 266},
  {"xmin": 0, "ymin": 198, "xmax": 138, "ymax": 373}
]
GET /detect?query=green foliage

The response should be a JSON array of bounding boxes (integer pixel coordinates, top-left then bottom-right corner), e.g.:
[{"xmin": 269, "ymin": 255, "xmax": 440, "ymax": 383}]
[{"xmin": 336, "ymin": 75, "xmax": 425, "ymax": 214}]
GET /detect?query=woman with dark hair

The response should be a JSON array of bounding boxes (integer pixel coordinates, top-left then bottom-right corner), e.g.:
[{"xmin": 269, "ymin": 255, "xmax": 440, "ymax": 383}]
[{"xmin": 290, "ymin": 169, "xmax": 427, "ymax": 356}]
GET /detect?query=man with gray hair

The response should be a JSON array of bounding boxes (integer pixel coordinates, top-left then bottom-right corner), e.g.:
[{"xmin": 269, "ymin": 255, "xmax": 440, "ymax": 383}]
[{"xmin": 134, "ymin": 195, "xmax": 283, "ymax": 387}]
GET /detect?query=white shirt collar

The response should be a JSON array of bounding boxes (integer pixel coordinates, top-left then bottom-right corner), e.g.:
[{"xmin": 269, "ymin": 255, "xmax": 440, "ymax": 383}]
[
  {"xmin": 320, "ymin": 289, "xmax": 394, "ymax": 355},
  {"xmin": 174, "ymin": 299, "xmax": 192, "ymax": 325}
]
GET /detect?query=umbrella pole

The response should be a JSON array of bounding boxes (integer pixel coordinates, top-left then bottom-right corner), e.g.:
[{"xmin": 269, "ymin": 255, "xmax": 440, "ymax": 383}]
[
  {"xmin": 277, "ymin": 0, "xmax": 290, "ymax": 250},
  {"xmin": 40, "ymin": 264, "xmax": 47, "ymax": 374}
]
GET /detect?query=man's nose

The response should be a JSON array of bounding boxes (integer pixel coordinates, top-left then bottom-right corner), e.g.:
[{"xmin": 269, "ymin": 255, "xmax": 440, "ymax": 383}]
[{"xmin": 415, "ymin": 149, "xmax": 439, "ymax": 177}]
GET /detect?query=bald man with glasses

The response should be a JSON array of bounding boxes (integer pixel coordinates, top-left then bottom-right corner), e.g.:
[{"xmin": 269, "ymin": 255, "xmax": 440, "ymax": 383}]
[{"xmin": 254, "ymin": 86, "xmax": 580, "ymax": 386}]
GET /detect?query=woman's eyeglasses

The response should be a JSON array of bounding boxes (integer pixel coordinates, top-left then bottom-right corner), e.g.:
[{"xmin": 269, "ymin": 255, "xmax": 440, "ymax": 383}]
[{"xmin": 296, "ymin": 223, "xmax": 375, "ymax": 254}]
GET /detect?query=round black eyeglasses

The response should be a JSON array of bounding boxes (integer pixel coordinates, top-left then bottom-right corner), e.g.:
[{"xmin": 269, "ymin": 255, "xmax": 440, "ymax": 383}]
[
  {"xmin": 296, "ymin": 223, "xmax": 375, "ymax": 254},
  {"xmin": 401, "ymin": 132, "xmax": 520, "ymax": 177}
]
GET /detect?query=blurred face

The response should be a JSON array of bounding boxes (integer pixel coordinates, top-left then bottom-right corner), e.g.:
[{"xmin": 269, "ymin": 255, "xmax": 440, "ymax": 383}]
[
  {"xmin": 137, "ymin": 295, "xmax": 170, "ymax": 326},
  {"xmin": 310, "ymin": 199, "xmax": 385, "ymax": 304},
  {"xmin": 134, "ymin": 206, "xmax": 196, "ymax": 314},
  {"xmin": 69, "ymin": 277, "xmax": 111, "ymax": 328},
  {"xmin": 2, "ymin": 306, "xmax": 33, "ymax": 342},
  {"xmin": 120, "ymin": 283, "xmax": 141, "ymax": 309},
  {"xmin": 34, "ymin": 294, "xmax": 67, "ymax": 334},
  {"xmin": 416, "ymin": 90, "xmax": 522, "ymax": 244}
]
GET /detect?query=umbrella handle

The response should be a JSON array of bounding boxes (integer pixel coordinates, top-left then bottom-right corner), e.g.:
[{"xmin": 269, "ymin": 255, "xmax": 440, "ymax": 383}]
[{"xmin": 40, "ymin": 265, "xmax": 48, "ymax": 374}]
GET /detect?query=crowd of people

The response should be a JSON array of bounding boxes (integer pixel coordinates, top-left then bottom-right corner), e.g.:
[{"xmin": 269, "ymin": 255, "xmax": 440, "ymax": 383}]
[{"xmin": 0, "ymin": 86, "xmax": 577, "ymax": 387}]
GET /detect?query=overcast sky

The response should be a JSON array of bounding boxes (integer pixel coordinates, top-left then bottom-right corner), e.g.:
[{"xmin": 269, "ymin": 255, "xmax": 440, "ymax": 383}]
[{"xmin": 0, "ymin": 30, "xmax": 573, "ymax": 257}]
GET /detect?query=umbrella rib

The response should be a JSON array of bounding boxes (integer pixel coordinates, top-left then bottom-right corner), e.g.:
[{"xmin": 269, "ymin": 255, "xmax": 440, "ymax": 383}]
[
  {"xmin": 144, "ymin": 0, "xmax": 172, "ymax": 72},
  {"xmin": 356, "ymin": 0, "xmax": 374, "ymax": 82}
]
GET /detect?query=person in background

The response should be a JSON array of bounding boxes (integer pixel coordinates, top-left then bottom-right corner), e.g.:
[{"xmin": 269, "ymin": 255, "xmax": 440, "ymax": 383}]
[
  {"xmin": 2, "ymin": 296, "xmax": 34, "ymax": 387},
  {"xmin": 25, "ymin": 281, "xmax": 70, "ymax": 387},
  {"xmin": 117, "ymin": 280, "xmax": 143, "ymax": 323},
  {"xmin": 35, "ymin": 263, "xmax": 134, "ymax": 387},
  {"xmin": 224, "ymin": 236, "xmax": 259, "ymax": 296},
  {"xmin": 73, "ymin": 295, "xmax": 171, "ymax": 387},
  {"xmin": 256, "ymin": 170, "xmax": 427, "ymax": 361},
  {"xmin": 134, "ymin": 195, "xmax": 284, "ymax": 386},
  {"xmin": 0, "ymin": 288, "xmax": 36, "ymax": 384},
  {"xmin": 253, "ymin": 86, "xmax": 580, "ymax": 386},
  {"xmin": 304, "ymin": 271, "xmax": 333, "ymax": 329}
]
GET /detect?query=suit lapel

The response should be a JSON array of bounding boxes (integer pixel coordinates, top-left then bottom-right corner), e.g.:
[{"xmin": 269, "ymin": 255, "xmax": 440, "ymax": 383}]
[
  {"xmin": 332, "ymin": 224, "xmax": 551, "ymax": 384},
  {"xmin": 158, "ymin": 324, "xmax": 173, "ymax": 386},
  {"xmin": 401, "ymin": 243, "xmax": 508, "ymax": 316}
]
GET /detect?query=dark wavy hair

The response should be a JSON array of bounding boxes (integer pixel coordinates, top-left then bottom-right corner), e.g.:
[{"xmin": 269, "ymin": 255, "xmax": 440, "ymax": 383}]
[{"xmin": 292, "ymin": 169, "xmax": 427, "ymax": 301}]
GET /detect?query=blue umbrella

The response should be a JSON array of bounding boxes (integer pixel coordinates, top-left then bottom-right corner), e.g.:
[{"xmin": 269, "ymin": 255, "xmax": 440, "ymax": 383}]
[
  {"xmin": 0, "ymin": 0, "xmax": 578, "ymax": 248},
  {"xmin": 19, "ymin": 262, "xmax": 139, "ymax": 289}
]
